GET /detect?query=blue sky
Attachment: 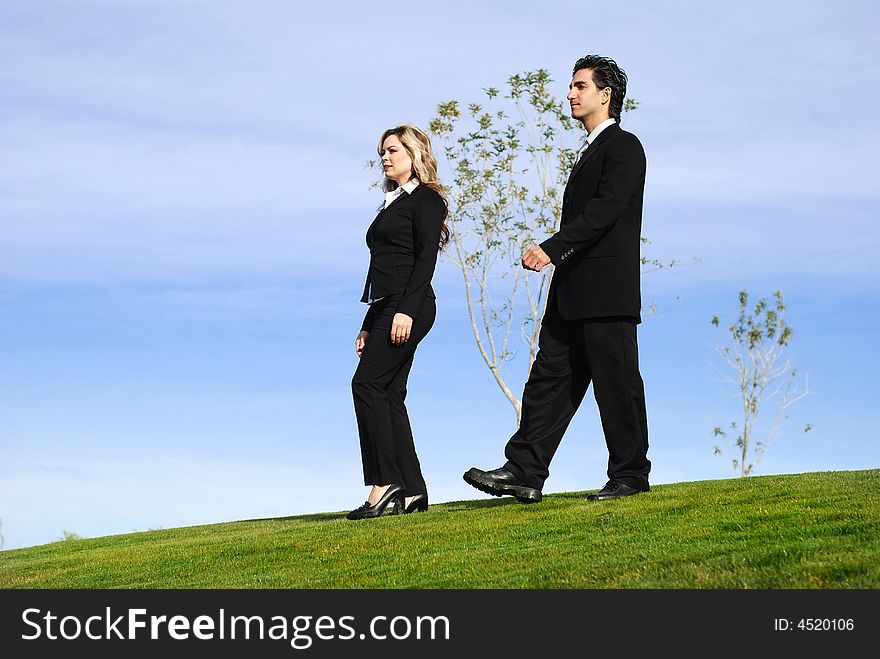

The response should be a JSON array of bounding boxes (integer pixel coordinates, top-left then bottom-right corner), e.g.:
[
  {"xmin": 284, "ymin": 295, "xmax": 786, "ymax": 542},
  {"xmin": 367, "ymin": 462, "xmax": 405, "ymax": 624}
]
[{"xmin": 1, "ymin": 0, "xmax": 878, "ymax": 551}]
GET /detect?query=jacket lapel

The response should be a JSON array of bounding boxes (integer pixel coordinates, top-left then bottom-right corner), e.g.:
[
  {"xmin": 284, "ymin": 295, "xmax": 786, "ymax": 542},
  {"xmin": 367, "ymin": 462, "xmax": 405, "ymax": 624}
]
[
  {"xmin": 378, "ymin": 183, "xmax": 421, "ymax": 217},
  {"xmin": 564, "ymin": 122, "xmax": 620, "ymax": 191}
]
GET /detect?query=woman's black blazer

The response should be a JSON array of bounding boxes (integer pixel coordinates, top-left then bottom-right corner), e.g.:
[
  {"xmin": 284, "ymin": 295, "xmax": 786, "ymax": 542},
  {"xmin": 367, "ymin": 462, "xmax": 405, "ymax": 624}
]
[{"xmin": 359, "ymin": 185, "xmax": 446, "ymax": 329}]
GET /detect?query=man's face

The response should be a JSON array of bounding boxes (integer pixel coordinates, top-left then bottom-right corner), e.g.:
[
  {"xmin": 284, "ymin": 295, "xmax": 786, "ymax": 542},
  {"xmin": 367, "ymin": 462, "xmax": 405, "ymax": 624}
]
[{"xmin": 567, "ymin": 68, "xmax": 610, "ymax": 123}]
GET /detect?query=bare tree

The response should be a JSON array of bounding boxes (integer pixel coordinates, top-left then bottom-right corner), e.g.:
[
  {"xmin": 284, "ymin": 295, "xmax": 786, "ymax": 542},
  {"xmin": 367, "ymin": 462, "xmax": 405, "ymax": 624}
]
[
  {"xmin": 711, "ymin": 290, "xmax": 812, "ymax": 476},
  {"xmin": 60, "ymin": 529, "xmax": 81, "ymax": 542}
]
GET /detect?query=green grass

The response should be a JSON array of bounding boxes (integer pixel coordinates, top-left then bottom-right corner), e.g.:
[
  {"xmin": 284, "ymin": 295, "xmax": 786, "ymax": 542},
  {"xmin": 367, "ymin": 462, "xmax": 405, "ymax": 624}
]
[{"xmin": 2, "ymin": 469, "xmax": 878, "ymax": 588}]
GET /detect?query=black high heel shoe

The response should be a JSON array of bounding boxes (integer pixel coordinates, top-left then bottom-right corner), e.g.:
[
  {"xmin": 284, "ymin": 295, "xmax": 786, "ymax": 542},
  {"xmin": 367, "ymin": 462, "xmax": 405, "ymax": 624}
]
[
  {"xmin": 392, "ymin": 493, "xmax": 429, "ymax": 515},
  {"xmin": 346, "ymin": 483, "xmax": 405, "ymax": 520}
]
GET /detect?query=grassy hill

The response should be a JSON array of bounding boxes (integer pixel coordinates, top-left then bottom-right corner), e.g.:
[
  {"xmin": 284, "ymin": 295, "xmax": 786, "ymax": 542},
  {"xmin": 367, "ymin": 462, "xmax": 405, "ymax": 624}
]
[{"xmin": 1, "ymin": 469, "xmax": 878, "ymax": 588}]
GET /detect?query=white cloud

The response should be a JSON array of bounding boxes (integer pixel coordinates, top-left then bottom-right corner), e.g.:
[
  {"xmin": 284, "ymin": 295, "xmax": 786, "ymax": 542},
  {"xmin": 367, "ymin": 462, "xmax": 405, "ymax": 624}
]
[{"xmin": 1, "ymin": 0, "xmax": 876, "ymax": 286}]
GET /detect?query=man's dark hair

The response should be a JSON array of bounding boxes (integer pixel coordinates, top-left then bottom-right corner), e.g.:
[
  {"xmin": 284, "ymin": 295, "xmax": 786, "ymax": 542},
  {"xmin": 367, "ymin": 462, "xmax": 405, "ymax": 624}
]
[{"xmin": 572, "ymin": 55, "xmax": 628, "ymax": 123}]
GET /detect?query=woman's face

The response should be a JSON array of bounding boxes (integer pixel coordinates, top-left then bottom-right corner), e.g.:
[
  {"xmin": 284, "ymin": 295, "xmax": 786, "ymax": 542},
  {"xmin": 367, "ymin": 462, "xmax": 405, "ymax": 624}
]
[{"xmin": 380, "ymin": 134, "xmax": 413, "ymax": 185}]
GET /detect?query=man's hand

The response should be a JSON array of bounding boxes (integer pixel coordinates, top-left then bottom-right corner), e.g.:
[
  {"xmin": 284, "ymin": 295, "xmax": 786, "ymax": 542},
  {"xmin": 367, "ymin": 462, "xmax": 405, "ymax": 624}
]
[
  {"xmin": 390, "ymin": 313, "xmax": 413, "ymax": 346},
  {"xmin": 522, "ymin": 245, "xmax": 551, "ymax": 272},
  {"xmin": 355, "ymin": 330, "xmax": 369, "ymax": 358}
]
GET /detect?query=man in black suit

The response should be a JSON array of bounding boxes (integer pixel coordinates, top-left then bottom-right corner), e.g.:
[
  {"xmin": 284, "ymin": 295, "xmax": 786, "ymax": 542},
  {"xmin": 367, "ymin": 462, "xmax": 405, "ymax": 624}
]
[{"xmin": 464, "ymin": 55, "xmax": 651, "ymax": 502}]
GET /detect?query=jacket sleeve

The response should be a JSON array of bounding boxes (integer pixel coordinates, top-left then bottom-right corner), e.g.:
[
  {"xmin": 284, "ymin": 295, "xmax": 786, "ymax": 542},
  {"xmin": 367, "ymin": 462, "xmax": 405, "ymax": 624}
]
[
  {"xmin": 540, "ymin": 134, "xmax": 645, "ymax": 265},
  {"xmin": 397, "ymin": 192, "xmax": 446, "ymax": 319},
  {"xmin": 360, "ymin": 304, "xmax": 377, "ymax": 333}
]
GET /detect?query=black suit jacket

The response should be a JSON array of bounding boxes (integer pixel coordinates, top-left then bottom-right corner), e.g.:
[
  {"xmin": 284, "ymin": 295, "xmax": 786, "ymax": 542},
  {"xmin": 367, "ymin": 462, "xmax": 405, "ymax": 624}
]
[
  {"xmin": 360, "ymin": 185, "xmax": 446, "ymax": 330},
  {"xmin": 540, "ymin": 122, "xmax": 646, "ymax": 323}
]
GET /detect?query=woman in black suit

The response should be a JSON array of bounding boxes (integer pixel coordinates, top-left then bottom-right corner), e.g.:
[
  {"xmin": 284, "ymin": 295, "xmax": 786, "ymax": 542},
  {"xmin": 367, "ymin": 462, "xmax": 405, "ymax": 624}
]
[{"xmin": 347, "ymin": 123, "xmax": 449, "ymax": 520}]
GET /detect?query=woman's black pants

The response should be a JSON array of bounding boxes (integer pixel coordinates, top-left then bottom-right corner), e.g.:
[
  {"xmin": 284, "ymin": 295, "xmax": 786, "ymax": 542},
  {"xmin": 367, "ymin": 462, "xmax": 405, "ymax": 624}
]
[{"xmin": 352, "ymin": 295, "xmax": 435, "ymax": 497}]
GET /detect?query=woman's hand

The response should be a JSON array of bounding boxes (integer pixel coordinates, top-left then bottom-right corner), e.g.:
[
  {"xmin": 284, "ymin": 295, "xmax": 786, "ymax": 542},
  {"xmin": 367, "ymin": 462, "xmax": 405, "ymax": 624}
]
[
  {"xmin": 355, "ymin": 331, "xmax": 369, "ymax": 358},
  {"xmin": 390, "ymin": 313, "xmax": 413, "ymax": 346}
]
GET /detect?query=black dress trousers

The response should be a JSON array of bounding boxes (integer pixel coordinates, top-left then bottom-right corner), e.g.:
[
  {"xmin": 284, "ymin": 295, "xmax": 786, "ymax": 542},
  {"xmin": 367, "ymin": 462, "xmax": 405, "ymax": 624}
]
[
  {"xmin": 351, "ymin": 294, "xmax": 435, "ymax": 496},
  {"xmin": 503, "ymin": 301, "xmax": 650, "ymax": 491}
]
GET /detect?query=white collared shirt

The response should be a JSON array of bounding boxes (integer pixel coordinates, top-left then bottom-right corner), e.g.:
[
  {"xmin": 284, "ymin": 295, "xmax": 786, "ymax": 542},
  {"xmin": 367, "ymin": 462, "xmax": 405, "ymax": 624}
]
[
  {"xmin": 384, "ymin": 178, "xmax": 420, "ymax": 209},
  {"xmin": 577, "ymin": 117, "xmax": 617, "ymax": 158}
]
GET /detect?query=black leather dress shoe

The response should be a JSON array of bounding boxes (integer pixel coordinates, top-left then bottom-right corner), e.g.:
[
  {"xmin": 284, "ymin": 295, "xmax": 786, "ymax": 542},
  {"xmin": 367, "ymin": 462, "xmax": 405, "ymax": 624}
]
[
  {"xmin": 463, "ymin": 467, "xmax": 542, "ymax": 503},
  {"xmin": 586, "ymin": 480, "xmax": 649, "ymax": 501},
  {"xmin": 391, "ymin": 493, "xmax": 428, "ymax": 515},
  {"xmin": 346, "ymin": 483, "xmax": 405, "ymax": 520}
]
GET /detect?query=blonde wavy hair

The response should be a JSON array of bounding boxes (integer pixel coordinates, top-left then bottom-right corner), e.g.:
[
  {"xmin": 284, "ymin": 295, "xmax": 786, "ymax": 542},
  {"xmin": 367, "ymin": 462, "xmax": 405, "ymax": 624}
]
[{"xmin": 378, "ymin": 123, "xmax": 449, "ymax": 246}]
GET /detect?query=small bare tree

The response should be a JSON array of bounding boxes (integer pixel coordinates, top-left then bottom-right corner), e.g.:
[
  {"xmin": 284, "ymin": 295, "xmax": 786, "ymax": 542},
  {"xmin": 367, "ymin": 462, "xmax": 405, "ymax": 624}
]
[
  {"xmin": 426, "ymin": 69, "xmax": 668, "ymax": 422},
  {"xmin": 60, "ymin": 529, "xmax": 81, "ymax": 542},
  {"xmin": 711, "ymin": 290, "xmax": 812, "ymax": 476},
  {"xmin": 426, "ymin": 71, "xmax": 572, "ymax": 419}
]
